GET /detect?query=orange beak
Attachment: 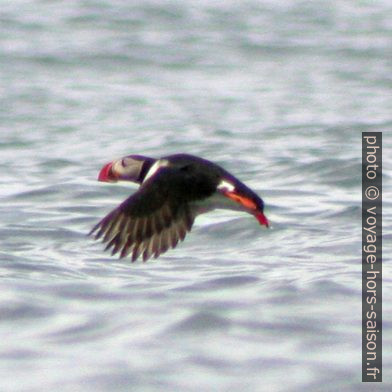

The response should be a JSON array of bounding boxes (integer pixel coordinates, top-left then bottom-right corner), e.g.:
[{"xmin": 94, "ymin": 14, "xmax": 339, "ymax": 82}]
[{"xmin": 98, "ymin": 162, "xmax": 117, "ymax": 182}]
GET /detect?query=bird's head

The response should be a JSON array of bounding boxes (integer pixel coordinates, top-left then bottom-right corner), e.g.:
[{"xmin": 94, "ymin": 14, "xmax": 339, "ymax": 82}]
[{"xmin": 98, "ymin": 155, "xmax": 155, "ymax": 184}]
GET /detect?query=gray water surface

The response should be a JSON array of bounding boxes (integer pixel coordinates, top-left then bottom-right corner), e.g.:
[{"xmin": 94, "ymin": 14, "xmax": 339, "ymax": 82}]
[{"xmin": 1, "ymin": 1, "xmax": 391, "ymax": 391}]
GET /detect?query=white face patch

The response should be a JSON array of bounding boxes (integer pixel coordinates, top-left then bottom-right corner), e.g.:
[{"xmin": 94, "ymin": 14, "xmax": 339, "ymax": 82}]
[
  {"xmin": 217, "ymin": 179, "xmax": 235, "ymax": 193},
  {"xmin": 112, "ymin": 157, "xmax": 142, "ymax": 178},
  {"xmin": 143, "ymin": 159, "xmax": 169, "ymax": 183},
  {"xmin": 112, "ymin": 159, "xmax": 124, "ymax": 174}
]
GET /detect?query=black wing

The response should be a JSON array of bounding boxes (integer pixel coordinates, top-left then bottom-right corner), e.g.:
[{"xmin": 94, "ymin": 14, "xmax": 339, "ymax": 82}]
[{"xmin": 90, "ymin": 166, "xmax": 217, "ymax": 262}]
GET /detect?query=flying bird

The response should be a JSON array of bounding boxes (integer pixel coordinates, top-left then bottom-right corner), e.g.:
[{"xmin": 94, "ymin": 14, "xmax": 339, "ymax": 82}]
[{"xmin": 90, "ymin": 153, "xmax": 269, "ymax": 262}]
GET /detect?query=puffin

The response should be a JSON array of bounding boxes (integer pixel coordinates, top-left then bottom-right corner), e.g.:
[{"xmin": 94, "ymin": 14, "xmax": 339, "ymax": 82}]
[{"xmin": 90, "ymin": 153, "xmax": 269, "ymax": 262}]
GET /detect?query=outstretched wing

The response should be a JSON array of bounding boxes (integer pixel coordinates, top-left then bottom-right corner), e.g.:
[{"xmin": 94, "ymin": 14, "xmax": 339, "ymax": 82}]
[{"xmin": 90, "ymin": 166, "xmax": 216, "ymax": 262}]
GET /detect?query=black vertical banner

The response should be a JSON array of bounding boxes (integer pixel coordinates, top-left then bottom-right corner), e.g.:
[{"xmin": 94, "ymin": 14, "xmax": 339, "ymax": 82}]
[{"xmin": 362, "ymin": 132, "xmax": 382, "ymax": 382}]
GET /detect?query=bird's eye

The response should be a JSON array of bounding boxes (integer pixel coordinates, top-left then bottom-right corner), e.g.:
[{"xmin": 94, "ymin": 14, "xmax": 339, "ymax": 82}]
[{"xmin": 122, "ymin": 158, "xmax": 131, "ymax": 167}]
